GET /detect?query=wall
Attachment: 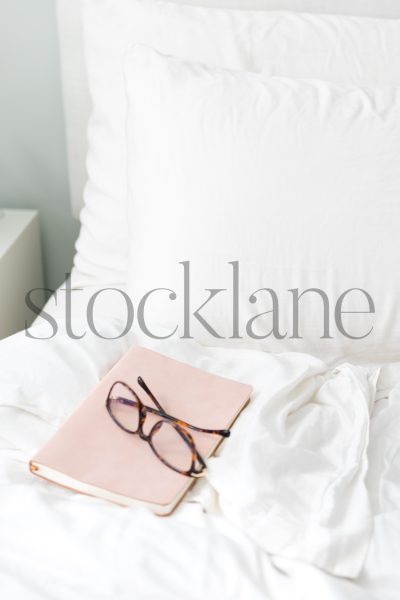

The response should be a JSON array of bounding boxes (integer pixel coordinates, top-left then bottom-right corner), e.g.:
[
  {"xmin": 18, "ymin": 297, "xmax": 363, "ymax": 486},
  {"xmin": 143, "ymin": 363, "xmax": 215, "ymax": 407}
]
[{"xmin": 0, "ymin": 0, "xmax": 79, "ymax": 290}]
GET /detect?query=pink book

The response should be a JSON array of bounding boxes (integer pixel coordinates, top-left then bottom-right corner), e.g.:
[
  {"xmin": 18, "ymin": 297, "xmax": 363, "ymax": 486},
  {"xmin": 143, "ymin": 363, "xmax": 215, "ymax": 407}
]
[{"xmin": 30, "ymin": 346, "xmax": 252, "ymax": 515}]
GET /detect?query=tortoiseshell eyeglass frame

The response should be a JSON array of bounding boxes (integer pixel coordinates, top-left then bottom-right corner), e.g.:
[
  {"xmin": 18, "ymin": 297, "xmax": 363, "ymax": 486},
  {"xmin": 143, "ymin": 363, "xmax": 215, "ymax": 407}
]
[{"xmin": 106, "ymin": 376, "xmax": 230, "ymax": 478}]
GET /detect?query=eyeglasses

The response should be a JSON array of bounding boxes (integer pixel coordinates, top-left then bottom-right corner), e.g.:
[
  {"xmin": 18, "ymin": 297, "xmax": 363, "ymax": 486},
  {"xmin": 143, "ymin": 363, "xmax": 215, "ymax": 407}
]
[{"xmin": 106, "ymin": 376, "xmax": 230, "ymax": 478}]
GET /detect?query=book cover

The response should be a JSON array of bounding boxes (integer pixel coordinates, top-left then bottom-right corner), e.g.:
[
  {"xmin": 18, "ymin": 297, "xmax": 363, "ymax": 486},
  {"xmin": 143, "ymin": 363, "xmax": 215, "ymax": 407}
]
[{"xmin": 30, "ymin": 346, "xmax": 252, "ymax": 515}]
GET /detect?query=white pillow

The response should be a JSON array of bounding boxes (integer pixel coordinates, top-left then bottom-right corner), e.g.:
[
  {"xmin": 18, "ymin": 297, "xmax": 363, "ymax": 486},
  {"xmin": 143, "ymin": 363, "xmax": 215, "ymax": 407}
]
[
  {"xmin": 125, "ymin": 45, "xmax": 400, "ymax": 361},
  {"xmin": 74, "ymin": 0, "xmax": 400, "ymax": 286}
]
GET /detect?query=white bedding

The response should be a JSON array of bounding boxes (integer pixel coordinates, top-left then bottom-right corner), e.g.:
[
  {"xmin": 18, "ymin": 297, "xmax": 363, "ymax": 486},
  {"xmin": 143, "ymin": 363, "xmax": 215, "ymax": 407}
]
[{"xmin": 1, "ymin": 292, "xmax": 400, "ymax": 598}]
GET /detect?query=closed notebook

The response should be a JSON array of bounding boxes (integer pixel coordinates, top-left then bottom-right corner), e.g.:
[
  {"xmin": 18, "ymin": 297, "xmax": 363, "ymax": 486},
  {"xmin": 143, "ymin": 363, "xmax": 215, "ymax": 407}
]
[{"xmin": 30, "ymin": 346, "xmax": 252, "ymax": 515}]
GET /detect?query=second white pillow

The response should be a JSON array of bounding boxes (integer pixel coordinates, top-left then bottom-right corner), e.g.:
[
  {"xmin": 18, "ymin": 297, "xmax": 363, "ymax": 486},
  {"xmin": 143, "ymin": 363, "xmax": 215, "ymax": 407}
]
[
  {"xmin": 75, "ymin": 0, "xmax": 400, "ymax": 287},
  {"xmin": 126, "ymin": 45, "xmax": 400, "ymax": 361}
]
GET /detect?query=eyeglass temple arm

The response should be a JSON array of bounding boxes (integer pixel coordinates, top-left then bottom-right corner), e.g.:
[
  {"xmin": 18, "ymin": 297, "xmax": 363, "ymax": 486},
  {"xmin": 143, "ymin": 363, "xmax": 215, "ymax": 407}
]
[
  {"xmin": 137, "ymin": 376, "xmax": 230, "ymax": 438},
  {"xmin": 137, "ymin": 376, "xmax": 164, "ymax": 412},
  {"xmin": 175, "ymin": 418, "xmax": 230, "ymax": 438}
]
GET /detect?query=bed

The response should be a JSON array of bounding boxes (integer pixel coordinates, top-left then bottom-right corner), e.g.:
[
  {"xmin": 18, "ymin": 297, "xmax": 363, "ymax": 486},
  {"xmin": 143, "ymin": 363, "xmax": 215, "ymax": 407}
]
[
  {"xmin": 2, "ymin": 1, "xmax": 400, "ymax": 598},
  {"xmin": 2, "ymin": 301, "xmax": 400, "ymax": 598}
]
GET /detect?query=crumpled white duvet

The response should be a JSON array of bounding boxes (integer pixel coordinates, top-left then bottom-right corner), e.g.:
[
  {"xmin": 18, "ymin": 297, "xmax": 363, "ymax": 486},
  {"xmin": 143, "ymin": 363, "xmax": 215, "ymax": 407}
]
[
  {"xmin": 1, "ymin": 299, "xmax": 400, "ymax": 599},
  {"xmin": 208, "ymin": 357, "xmax": 377, "ymax": 578}
]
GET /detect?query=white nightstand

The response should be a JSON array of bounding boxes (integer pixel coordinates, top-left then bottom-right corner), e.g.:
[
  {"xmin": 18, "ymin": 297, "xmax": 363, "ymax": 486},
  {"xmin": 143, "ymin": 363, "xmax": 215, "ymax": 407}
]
[{"xmin": 0, "ymin": 209, "xmax": 44, "ymax": 339}]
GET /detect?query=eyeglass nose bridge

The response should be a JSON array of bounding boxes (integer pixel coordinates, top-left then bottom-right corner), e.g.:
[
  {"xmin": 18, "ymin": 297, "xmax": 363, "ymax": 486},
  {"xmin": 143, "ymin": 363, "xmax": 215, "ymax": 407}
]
[
  {"xmin": 137, "ymin": 405, "xmax": 155, "ymax": 440},
  {"xmin": 138, "ymin": 428, "xmax": 150, "ymax": 441}
]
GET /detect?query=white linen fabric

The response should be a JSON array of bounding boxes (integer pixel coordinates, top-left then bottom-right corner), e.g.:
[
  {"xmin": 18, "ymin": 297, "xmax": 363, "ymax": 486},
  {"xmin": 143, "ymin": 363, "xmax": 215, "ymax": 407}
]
[
  {"xmin": 125, "ymin": 45, "xmax": 400, "ymax": 360},
  {"xmin": 74, "ymin": 0, "xmax": 400, "ymax": 285},
  {"xmin": 1, "ymin": 305, "xmax": 400, "ymax": 595},
  {"xmin": 208, "ymin": 359, "xmax": 377, "ymax": 577}
]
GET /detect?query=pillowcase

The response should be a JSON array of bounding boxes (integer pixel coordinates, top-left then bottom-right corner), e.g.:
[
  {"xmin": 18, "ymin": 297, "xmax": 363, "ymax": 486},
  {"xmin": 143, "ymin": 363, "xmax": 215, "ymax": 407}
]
[
  {"xmin": 74, "ymin": 0, "xmax": 400, "ymax": 286},
  {"xmin": 125, "ymin": 44, "xmax": 400, "ymax": 361}
]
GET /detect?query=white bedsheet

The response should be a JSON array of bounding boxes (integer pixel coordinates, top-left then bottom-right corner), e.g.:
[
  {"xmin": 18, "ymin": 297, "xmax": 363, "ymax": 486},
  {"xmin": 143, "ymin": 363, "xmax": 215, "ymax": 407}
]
[{"xmin": 0, "ymin": 292, "xmax": 400, "ymax": 599}]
